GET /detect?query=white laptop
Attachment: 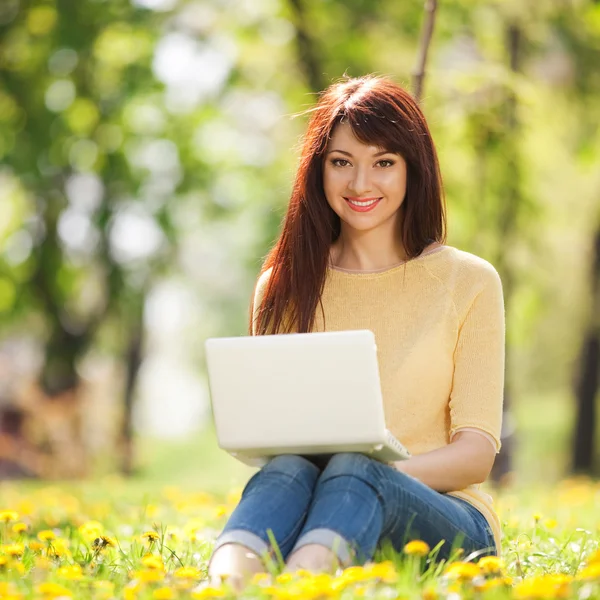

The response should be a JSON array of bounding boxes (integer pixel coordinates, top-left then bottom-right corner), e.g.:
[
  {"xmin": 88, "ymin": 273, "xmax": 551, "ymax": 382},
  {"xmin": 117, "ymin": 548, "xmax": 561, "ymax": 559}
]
[{"xmin": 203, "ymin": 329, "xmax": 411, "ymax": 468}]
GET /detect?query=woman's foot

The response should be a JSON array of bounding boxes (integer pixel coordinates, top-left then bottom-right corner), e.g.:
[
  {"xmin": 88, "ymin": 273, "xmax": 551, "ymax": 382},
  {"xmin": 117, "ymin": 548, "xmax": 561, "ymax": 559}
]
[
  {"xmin": 284, "ymin": 544, "xmax": 338, "ymax": 573},
  {"xmin": 208, "ymin": 543, "xmax": 266, "ymax": 591}
]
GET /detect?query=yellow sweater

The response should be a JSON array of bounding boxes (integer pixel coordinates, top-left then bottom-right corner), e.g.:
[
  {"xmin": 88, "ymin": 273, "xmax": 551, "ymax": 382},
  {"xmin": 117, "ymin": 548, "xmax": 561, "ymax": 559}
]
[{"xmin": 252, "ymin": 245, "xmax": 505, "ymax": 552}]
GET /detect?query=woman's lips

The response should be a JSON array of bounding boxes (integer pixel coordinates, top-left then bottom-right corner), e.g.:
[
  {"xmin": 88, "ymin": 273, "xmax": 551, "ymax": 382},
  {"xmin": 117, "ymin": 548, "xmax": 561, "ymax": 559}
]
[{"xmin": 344, "ymin": 197, "xmax": 382, "ymax": 212}]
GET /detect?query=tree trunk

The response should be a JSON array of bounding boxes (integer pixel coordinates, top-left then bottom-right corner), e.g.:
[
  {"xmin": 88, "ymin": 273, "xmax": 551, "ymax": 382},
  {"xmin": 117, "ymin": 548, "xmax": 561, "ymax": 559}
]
[
  {"xmin": 572, "ymin": 226, "xmax": 600, "ymax": 474},
  {"xmin": 488, "ymin": 22, "xmax": 523, "ymax": 484},
  {"xmin": 412, "ymin": 0, "xmax": 438, "ymax": 104},
  {"xmin": 287, "ymin": 0, "xmax": 327, "ymax": 92},
  {"xmin": 119, "ymin": 297, "xmax": 146, "ymax": 476}
]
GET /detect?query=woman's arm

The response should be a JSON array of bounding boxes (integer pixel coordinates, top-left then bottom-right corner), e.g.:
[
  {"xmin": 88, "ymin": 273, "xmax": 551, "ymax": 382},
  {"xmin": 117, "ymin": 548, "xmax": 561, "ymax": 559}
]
[{"xmin": 390, "ymin": 430, "xmax": 496, "ymax": 492}]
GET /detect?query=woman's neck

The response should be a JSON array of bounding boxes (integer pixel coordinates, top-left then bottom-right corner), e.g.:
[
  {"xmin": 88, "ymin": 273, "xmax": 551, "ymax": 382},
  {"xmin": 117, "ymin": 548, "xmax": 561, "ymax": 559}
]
[{"xmin": 329, "ymin": 234, "xmax": 440, "ymax": 272}]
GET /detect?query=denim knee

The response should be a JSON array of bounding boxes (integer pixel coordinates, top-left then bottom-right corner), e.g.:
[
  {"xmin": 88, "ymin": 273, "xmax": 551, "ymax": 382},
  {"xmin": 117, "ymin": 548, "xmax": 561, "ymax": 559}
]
[
  {"xmin": 320, "ymin": 452, "xmax": 380, "ymax": 483},
  {"xmin": 264, "ymin": 454, "xmax": 320, "ymax": 478}
]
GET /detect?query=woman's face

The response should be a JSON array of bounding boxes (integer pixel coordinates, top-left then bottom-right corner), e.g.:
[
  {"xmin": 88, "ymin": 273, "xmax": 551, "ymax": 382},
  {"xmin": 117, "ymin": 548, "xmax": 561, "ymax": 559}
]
[{"xmin": 323, "ymin": 121, "xmax": 407, "ymax": 234}]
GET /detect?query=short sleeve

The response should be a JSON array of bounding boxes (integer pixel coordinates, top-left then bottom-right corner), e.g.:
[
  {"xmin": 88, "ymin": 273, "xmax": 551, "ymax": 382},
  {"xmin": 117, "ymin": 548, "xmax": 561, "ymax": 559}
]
[
  {"xmin": 251, "ymin": 268, "xmax": 273, "ymax": 336},
  {"xmin": 449, "ymin": 264, "xmax": 505, "ymax": 452}
]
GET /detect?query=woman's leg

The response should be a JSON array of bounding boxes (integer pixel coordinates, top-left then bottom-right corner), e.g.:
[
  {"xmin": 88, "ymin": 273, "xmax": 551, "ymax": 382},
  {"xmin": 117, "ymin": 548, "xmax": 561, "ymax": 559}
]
[
  {"xmin": 208, "ymin": 455, "xmax": 320, "ymax": 583},
  {"xmin": 286, "ymin": 453, "xmax": 496, "ymax": 568}
]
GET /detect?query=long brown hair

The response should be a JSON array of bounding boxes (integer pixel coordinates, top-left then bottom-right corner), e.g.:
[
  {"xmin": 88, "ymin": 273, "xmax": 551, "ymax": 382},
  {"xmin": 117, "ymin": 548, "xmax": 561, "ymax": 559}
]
[{"xmin": 250, "ymin": 74, "xmax": 446, "ymax": 336}]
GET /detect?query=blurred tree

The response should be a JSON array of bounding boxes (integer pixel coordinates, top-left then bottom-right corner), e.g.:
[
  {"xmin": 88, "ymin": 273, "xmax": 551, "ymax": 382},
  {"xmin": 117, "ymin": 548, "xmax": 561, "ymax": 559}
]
[{"xmin": 0, "ymin": 0, "xmax": 174, "ymax": 476}]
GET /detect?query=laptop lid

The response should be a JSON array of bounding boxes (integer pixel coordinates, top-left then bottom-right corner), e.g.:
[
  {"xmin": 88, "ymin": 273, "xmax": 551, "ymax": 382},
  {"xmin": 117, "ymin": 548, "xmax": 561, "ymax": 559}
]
[{"xmin": 204, "ymin": 330, "xmax": 388, "ymax": 452}]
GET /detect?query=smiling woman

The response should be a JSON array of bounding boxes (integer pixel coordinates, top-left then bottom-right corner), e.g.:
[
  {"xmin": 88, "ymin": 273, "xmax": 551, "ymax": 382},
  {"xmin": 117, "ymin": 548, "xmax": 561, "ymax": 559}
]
[
  {"xmin": 323, "ymin": 122, "xmax": 410, "ymax": 269},
  {"xmin": 208, "ymin": 74, "xmax": 504, "ymax": 587}
]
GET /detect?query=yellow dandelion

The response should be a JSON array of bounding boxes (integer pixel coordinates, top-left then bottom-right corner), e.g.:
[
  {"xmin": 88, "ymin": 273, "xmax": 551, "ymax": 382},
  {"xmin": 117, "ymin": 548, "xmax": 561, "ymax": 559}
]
[
  {"xmin": 124, "ymin": 580, "xmax": 142, "ymax": 600},
  {"xmin": 2, "ymin": 543, "xmax": 25, "ymax": 558},
  {"xmin": 92, "ymin": 535, "xmax": 117, "ymax": 550},
  {"xmin": 141, "ymin": 555, "xmax": 164, "ymax": 570},
  {"xmin": 154, "ymin": 588, "xmax": 174, "ymax": 600},
  {"xmin": 0, "ymin": 511, "xmax": 19, "ymax": 523},
  {"xmin": 57, "ymin": 564, "xmax": 83, "ymax": 580},
  {"xmin": 577, "ymin": 563, "xmax": 600, "ymax": 580},
  {"xmin": 403, "ymin": 540, "xmax": 431, "ymax": 557},
  {"xmin": 586, "ymin": 549, "xmax": 600, "ymax": 565},
  {"xmin": 422, "ymin": 587, "xmax": 438, "ymax": 600},
  {"xmin": 79, "ymin": 521, "xmax": 104, "ymax": 539},
  {"xmin": 336, "ymin": 565, "xmax": 368, "ymax": 585},
  {"xmin": 47, "ymin": 538, "xmax": 71, "ymax": 558},
  {"xmin": 132, "ymin": 569, "xmax": 165, "ymax": 583},
  {"xmin": 276, "ymin": 573, "xmax": 294, "ymax": 584},
  {"xmin": 514, "ymin": 574, "xmax": 572, "ymax": 599},
  {"xmin": 0, "ymin": 581, "xmax": 20, "ymax": 598},
  {"xmin": 444, "ymin": 561, "xmax": 481, "ymax": 581},
  {"xmin": 544, "ymin": 518, "xmax": 558, "ymax": 530},
  {"xmin": 532, "ymin": 512, "xmax": 543, "ymax": 523},
  {"xmin": 214, "ymin": 505, "xmax": 228, "ymax": 518},
  {"xmin": 37, "ymin": 530, "xmax": 56, "ymax": 542},
  {"xmin": 11, "ymin": 522, "xmax": 27, "ymax": 534},
  {"xmin": 29, "ymin": 541, "xmax": 45, "ymax": 552},
  {"xmin": 191, "ymin": 586, "xmax": 226, "ymax": 599},
  {"xmin": 366, "ymin": 560, "xmax": 397, "ymax": 583},
  {"xmin": 36, "ymin": 582, "xmax": 72, "ymax": 597},
  {"xmin": 174, "ymin": 566, "xmax": 202, "ymax": 580},
  {"xmin": 141, "ymin": 531, "xmax": 160, "ymax": 543},
  {"xmin": 478, "ymin": 556, "xmax": 505, "ymax": 574},
  {"xmin": 475, "ymin": 579, "xmax": 507, "ymax": 592}
]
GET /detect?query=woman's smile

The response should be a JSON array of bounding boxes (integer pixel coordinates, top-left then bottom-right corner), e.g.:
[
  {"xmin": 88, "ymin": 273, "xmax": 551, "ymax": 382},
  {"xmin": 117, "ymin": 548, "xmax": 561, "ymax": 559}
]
[{"xmin": 344, "ymin": 197, "xmax": 382, "ymax": 212}]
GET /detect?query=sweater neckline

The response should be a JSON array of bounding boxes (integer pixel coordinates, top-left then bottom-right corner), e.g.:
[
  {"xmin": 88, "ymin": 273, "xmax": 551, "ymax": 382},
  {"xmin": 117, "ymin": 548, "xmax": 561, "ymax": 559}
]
[{"xmin": 327, "ymin": 244, "xmax": 450, "ymax": 276}]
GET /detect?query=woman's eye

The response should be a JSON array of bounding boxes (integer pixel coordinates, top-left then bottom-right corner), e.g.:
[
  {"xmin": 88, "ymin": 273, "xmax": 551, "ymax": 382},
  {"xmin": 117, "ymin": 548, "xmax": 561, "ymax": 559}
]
[{"xmin": 330, "ymin": 158, "xmax": 395, "ymax": 168}]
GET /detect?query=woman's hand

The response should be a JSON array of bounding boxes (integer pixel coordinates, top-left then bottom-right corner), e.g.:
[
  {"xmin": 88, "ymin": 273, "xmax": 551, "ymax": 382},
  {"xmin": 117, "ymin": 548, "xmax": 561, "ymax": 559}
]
[{"xmin": 390, "ymin": 431, "xmax": 496, "ymax": 492}]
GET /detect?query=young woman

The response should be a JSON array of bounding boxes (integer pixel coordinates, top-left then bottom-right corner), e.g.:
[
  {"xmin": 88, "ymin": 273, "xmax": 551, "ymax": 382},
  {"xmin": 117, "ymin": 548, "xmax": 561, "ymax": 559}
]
[{"xmin": 208, "ymin": 74, "xmax": 504, "ymax": 585}]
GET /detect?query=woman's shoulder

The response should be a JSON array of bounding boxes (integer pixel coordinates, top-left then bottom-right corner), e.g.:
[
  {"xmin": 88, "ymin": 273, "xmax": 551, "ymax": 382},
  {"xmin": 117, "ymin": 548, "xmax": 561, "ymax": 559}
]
[{"xmin": 435, "ymin": 246, "xmax": 501, "ymax": 283}]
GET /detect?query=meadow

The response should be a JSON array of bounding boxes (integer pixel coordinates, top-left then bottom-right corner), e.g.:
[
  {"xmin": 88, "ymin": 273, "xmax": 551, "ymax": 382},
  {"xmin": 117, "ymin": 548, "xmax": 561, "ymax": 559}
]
[{"xmin": 0, "ymin": 403, "xmax": 599, "ymax": 600}]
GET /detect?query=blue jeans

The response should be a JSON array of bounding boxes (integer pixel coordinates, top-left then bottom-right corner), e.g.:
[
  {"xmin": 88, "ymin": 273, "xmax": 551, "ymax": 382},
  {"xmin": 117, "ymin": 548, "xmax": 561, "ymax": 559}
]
[{"xmin": 212, "ymin": 453, "xmax": 496, "ymax": 565}]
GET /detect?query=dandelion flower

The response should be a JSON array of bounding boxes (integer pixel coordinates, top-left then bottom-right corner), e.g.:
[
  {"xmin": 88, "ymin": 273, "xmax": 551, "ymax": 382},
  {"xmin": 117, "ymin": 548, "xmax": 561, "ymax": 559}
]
[
  {"xmin": 141, "ymin": 531, "xmax": 160, "ymax": 543},
  {"xmin": 514, "ymin": 574, "xmax": 572, "ymax": 599},
  {"xmin": 36, "ymin": 582, "xmax": 72, "ymax": 597},
  {"xmin": 478, "ymin": 556, "xmax": 504, "ymax": 575},
  {"xmin": 37, "ymin": 530, "xmax": 56, "ymax": 542},
  {"xmin": 174, "ymin": 566, "xmax": 201, "ymax": 580},
  {"xmin": 57, "ymin": 564, "xmax": 83, "ymax": 580},
  {"xmin": 403, "ymin": 540, "xmax": 430, "ymax": 557},
  {"xmin": 11, "ymin": 523, "xmax": 28, "ymax": 535},
  {"xmin": 152, "ymin": 588, "xmax": 174, "ymax": 600},
  {"xmin": 141, "ymin": 555, "xmax": 164, "ymax": 570},
  {"xmin": 444, "ymin": 561, "xmax": 481, "ymax": 581},
  {"xmin": 586, "ymin": 550, "xmax": 600, "ymax": 565},
  {"xmin": 92, "ymin": 536, "xmax": 117, "ymax": 550},
  {"xmin": 2, "ymin": 543, "xmax": 24, "ymax": 558},
  {"xmin": 191, "ymin": 586, "xmax": 226, "ymax": 599},
  {"xmin": 0, "ymin": 511, "xmax": 19, "ymax": 523},
  {"xmin": 366, "ymin": 561, "xmax": 397, "ymax": 583},
  {"xmin": 577, "ymin": 563, "xmax": 600, "ymax": 581},
  {"xmin": 131, "ymin": 569, "xmax": 165, "ymax": 583}
]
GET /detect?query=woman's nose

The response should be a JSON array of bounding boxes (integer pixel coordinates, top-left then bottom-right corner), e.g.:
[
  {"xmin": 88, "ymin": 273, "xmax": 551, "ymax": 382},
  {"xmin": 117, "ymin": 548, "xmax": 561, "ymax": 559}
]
[{"xmin": 348, "ymin": 166, "xmax": 373, "ymax": 196}]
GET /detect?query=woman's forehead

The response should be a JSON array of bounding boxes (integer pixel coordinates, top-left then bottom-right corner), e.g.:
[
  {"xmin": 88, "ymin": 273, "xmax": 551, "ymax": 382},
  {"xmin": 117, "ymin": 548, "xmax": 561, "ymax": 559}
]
[{"xmin": 329, "ymin": 122, "xmax": 384, "ymax": 148}]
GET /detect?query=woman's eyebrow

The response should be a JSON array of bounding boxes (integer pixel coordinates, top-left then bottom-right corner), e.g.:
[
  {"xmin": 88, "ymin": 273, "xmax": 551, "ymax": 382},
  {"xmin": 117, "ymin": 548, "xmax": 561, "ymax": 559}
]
[{"xmin": 326, "ymin": 149, "xmax": 393, "ymax": 157}]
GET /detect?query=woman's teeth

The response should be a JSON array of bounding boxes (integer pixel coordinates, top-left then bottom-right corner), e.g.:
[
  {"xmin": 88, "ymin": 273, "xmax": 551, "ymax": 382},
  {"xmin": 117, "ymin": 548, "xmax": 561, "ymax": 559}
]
[{"xmin": 347, "ymin": 198, "xmax": 380, "ymax": 206}]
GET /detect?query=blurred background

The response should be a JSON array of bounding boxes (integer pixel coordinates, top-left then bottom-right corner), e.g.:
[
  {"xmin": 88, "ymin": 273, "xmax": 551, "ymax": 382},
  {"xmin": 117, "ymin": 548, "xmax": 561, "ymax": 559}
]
[{"xmin": 0, "ymin": 0, "xmax": 599, "ymax": 491}]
